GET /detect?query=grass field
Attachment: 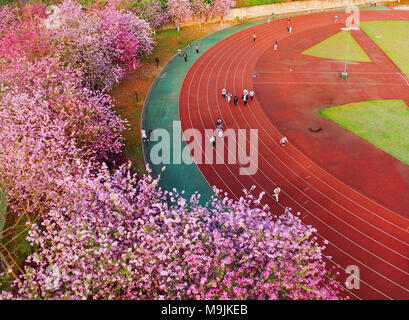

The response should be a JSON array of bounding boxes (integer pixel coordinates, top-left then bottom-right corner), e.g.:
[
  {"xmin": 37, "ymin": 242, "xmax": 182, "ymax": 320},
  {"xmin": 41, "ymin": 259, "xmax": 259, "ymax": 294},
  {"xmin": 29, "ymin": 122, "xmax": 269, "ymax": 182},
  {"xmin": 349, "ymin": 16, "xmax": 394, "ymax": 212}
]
[
  {"xmin": 234, "ymin": 0, "xmax": 284, "ymax": 8},
  {"xmin": 319, "ymin": 100, "xmax": 409, "ymax": 166},
  {"xmin": 361, "ymin": 20, "xmax": 409, "ymax": 78},
  {"xmin": 302, "ymin": 30, "xmax": 372, "ymax": 62}
]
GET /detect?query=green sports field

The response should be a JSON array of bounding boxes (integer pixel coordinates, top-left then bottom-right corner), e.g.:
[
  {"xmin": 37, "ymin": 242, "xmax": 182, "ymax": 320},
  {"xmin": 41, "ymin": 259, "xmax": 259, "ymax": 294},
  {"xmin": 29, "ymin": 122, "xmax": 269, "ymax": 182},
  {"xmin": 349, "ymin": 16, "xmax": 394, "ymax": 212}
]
[
  {"xmin": 319, "ymin": 100, "xmax": 409, "ymax": 166},
  {"xmin": 302, "ymin": 30, "xmax": 372, "ymax": 62},
  {"xmin": 360, "ymin": 20, "xmax": 409, "ymax": 78}
]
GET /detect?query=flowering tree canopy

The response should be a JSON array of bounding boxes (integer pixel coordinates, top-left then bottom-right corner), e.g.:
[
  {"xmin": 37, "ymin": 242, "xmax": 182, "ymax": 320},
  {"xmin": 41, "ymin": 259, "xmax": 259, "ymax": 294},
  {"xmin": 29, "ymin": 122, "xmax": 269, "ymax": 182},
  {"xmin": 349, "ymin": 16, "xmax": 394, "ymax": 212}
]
[
  {"xmin": 210, "ymin": 0, "xmax": 236, "ymax": 24},
  {"xmin": 130, "ymin": 0, "xmax": 170, "ymax": 30},
  {"xmin": 1, "ymin": 163, "xmax": 343, "ymax": 300},
  {"xmin": 192, "ymin": 0, "xmax": 211, "ymax": 27},
  {"xmin": 167, "ymin": 0, "xmax": 193, "ymax": 31},
  {"xmin": 0, "ymin": 56, "xmax": 127, "ymax": 217}
]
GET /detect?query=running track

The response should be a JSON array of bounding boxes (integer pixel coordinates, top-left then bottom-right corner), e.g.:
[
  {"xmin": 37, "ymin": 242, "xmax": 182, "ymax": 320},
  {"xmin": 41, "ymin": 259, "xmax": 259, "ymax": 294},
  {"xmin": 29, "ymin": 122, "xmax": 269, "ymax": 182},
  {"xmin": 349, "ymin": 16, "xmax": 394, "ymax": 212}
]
[{"xmin": 179, "ymin": 10, "xmax": 409, "ymax": 299}]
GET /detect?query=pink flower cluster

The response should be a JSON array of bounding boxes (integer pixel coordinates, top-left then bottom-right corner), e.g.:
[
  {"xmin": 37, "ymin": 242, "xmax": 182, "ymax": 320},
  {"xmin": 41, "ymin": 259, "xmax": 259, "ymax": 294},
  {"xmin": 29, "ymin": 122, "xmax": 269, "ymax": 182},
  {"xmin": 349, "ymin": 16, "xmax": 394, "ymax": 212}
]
[
  {"xmin": 129, "ymin": 0, "xmax": 170, "ymax": 30},
  {"xmin": 0, "ymin": 56, "xmax": 127, "ymax": 216},
  {"xmin": 47, "ymin": 0, "xmax": 154, "ymax": 92},
  {"xmin": 0, "ymin": 0, "xmax": 154, "ymax": 92},
  {"xmin": 167, "ymin": 0, "xmax": 236, "ymax": 29},
  {"xmin": 1, "ymin": 163, "xmax": 343, "ymax": 300}
]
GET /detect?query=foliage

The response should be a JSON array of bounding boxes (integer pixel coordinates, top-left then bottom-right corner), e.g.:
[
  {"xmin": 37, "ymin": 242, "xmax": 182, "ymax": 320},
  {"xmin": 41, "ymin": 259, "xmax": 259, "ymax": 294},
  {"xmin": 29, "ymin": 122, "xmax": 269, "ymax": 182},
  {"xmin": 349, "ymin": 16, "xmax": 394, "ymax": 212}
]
[
  {"xmin": 1, "ymin": 164, "xmax": 343, "ymax": 300},
  {"xmin": 167, "ymin": 0, "xmax": 193, "ymax": 28},
  {"xmin": 210, "ymin": 0, "xmax": 236, "ymax": 20},
  {"xmin": 128, "ymin": 0, "xmax": 170, "ymax": 29},
  {"xmin": 0, "ymin": 56, "xmax": 127, "ymax": 217}
]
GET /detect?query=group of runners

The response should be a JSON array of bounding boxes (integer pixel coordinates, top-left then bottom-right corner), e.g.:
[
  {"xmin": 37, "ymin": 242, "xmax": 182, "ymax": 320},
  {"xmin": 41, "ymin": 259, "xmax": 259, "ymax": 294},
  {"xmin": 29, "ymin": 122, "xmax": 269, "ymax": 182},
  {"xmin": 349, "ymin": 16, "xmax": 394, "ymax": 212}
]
[
  {"xmin": 177, "ymin": 43, "xmax": 200, "ymax": 62},
  {"xmin": 141, "ymin": 128, "xmax": 153, "ymax": 142},
  {"xmin": 221, "ymin": 87, "xmax": 255, "ymax": 106}
]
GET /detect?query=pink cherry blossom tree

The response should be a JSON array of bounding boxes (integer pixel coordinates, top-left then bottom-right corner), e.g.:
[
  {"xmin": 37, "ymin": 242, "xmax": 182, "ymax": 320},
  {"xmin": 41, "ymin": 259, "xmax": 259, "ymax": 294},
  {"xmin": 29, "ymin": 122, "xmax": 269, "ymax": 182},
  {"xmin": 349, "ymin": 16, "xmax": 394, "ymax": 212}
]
[
  {"xmin": 192, "ymin": 0, "xmax": 211, "ymax": 28},
  {"xmin": 167, "ymin": 0, "xmax": 194, "ymax": 31},
  {"xmin": 130, "ymin": 0, "xmax": 170, "ymax": 33},
  {"xmin": 210, "ymin": 0, "xmax": 236, "ymax": 26}
]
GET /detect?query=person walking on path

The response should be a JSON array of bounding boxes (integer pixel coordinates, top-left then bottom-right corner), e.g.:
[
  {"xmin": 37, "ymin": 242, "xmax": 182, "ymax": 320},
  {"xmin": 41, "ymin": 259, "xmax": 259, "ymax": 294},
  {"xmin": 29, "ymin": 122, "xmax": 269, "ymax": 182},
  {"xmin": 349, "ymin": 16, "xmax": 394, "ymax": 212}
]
[
  {"xmin": 227, "ymin": 92, "xmax": 232, "ymax": 103},
  {"xmin": 242, "ymin": 94, "xmax": 248, "ymax": 105},
  {"xmin": 209, "ymin": 136, "xmax": 216, "ymax": 148},
  {"xmin": 195, "ymin": 43, "xmax": 199, "ymax": 54},
  {"xmin": 243, "ymin": 88, "xmax": 248, "ymax": 96},
  {"xmin": 217, "ymin": 118, "xmax": 223, "ymax": 126},
  {"xmin": 141, "ymin": 129, "xmax": 147, "ymax": 142},
  {"xmin": 288, "ymin": 25, "xmax": 292, "ymax": 35},
  {"xmin": 183, "ymin": 51, "xmax": 188, "ymax": 62},
  {"xmin": 334, "ymin": 15, "xmax": 338, "ymax": 23},
  {"xmin": 280, "ymin": 136, "xmax": 288, "ymax": 147},
  {"xmin": 273, "ymin": 185, "xmax": 281, "ymax": 202},
  {"xmin": 222, "ymin": 88, "xmax": 226, "ymax": 98},
  {"xmin": 155, "ymin": 57, "xmax": 159, "ymax": 67},
  {"xmin": 233, "ymin": 95, "xmax": 239, "ymax": 106},
  {"xmin": 148, "ymin": 129, "xmax": 153, "ymax": 141},
  {"xmin": 267, "ymin": 17, "xmax": 271, "ymax": 24},
  {"xmin": 274, "ymin": 40, "xmax": 278, "ymax": 51},
  {"xmin": 252, "ymin": 32, "xmax": 256, "ymax": 42},
  {"xmin": 249, "ymin": 89, "xmax": 255, "ymax": 101},
  {"xmin": 187, "ymin": 43, "xmax": 191, "ymax": 50},
  {"xmin": 134, "ymin": 90, "xmax": 139, "ymax": 103},
  {"xmin": 177, "ymin": 48, "xmax": 181, "ymax": 56}
]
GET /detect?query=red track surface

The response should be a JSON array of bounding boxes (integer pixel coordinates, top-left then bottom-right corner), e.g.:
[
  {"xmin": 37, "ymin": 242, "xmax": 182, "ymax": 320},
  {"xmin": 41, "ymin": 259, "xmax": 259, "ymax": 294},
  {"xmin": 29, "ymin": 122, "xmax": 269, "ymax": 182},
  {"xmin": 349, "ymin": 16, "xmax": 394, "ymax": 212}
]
[{"xmin": 179, "ymin": 10, "xmax": 409, "ymax": 299}]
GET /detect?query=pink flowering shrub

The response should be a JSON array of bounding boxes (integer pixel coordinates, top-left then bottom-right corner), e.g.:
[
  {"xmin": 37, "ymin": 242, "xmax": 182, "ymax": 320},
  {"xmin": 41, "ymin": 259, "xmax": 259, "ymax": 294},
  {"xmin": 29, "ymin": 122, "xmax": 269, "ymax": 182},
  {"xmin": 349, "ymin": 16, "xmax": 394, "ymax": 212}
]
[
  {"xmin": 1, "ymin": 163, "xmax": 343, "ymax": 300},
  {"xmin": 0, "ymin": 57, "xmax": 127, "ymax": 216}
]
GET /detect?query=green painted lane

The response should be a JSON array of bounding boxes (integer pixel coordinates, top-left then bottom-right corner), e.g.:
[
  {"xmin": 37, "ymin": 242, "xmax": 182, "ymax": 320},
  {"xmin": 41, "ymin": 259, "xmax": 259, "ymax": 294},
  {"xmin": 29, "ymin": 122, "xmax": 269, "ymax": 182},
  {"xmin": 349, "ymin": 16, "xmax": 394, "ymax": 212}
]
[{"xmin": 142, "ymin": 19, "xmax": 268, "ymax": 205}]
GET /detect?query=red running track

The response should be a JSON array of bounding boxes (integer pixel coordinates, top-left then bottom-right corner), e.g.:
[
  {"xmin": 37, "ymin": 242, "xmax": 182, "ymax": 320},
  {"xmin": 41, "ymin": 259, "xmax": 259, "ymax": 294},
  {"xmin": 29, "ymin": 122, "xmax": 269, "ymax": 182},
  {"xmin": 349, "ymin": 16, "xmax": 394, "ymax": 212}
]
[{"xmin": 179, "ymin": 10, "xmax": 409, "ymax": 299}]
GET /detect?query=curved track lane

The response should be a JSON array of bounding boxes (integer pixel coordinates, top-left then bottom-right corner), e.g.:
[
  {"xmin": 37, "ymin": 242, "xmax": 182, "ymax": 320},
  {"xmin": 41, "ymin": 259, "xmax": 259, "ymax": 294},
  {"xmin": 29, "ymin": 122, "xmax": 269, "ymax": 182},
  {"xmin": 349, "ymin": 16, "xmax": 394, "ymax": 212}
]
[{"xmin": 179, "ymin": 10, "xmax": 409, "ymax": 299}]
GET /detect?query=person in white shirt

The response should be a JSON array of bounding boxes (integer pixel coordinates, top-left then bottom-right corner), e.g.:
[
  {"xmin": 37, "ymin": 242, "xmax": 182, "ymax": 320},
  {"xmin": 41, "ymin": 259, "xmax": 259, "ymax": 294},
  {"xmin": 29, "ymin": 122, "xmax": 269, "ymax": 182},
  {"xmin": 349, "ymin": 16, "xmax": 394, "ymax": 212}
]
[
  {"xmin": 243, "ymin": 88, "xmax": 248, "ymax": 96},
  {"xmin": 227, "ymin": 92, "xmax": 232, "ymax": 103},
  {"xmin": 249, "ymin": 89, "xmax": 255, "ymax": 101},
  {"xmin": 141, "ymin": 129, "xmax": 147, "ymax": 142},
  {"xmin": 273, "ymin": 185, "xmax": 281, "ymax": 202},
  {"xmin": 242, "ymin": 94, "xmax": 248, "ymax": 105},
  {"xmin": 280, "ymin": 136, "xmax": 288, "ymax": 147},
  {"xmin": 209, "ymin": 136, "xmax": 215, "ymax": 148}
]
